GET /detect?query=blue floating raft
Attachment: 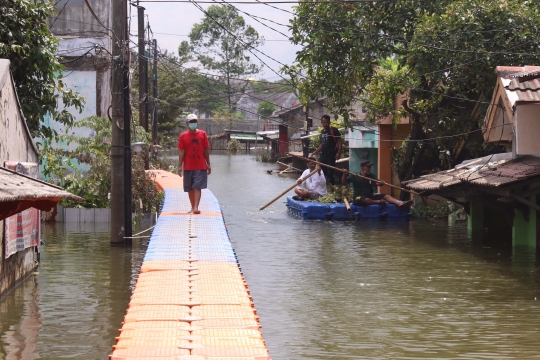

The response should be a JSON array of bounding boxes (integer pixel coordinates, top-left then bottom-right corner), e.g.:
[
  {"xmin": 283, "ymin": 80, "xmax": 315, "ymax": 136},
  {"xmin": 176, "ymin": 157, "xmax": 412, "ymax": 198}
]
[{"xmin": 286, "ymin": 196, "xmax": 410, "ymax": 221}]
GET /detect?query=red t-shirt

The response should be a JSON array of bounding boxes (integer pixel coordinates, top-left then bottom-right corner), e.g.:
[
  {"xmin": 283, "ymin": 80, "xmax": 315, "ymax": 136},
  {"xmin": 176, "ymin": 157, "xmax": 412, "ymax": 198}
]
[{"xmin": 177, "ymin": 129, "xmax": 210, "ymax": 170}]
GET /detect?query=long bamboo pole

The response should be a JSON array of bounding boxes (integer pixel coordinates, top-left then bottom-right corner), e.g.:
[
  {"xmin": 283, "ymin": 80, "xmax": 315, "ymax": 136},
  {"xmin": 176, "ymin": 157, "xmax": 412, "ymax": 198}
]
[
  {"xmin": 287, "ymin": 153, "xmax": 421, "ymax": 196},
  {"xmin": 259, "ymin": 167, "xmax": 319, "ymax": 210},
  {"xmin": 343, "ymin": 197, "xmax": 351, "ymax": 212}
]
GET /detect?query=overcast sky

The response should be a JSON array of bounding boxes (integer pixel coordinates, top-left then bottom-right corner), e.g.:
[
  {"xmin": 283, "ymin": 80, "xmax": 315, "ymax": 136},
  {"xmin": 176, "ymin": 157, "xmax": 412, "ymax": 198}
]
[{"xmin": 136, "ymin": 1, "xmax": 301, "ymax": 80}]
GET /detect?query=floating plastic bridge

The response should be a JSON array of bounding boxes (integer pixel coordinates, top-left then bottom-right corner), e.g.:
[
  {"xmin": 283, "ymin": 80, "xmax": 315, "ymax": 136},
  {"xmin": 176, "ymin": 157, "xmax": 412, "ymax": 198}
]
[{"xmin": 110, "ymin": 170, "xmax": 269, "ymax": 360}]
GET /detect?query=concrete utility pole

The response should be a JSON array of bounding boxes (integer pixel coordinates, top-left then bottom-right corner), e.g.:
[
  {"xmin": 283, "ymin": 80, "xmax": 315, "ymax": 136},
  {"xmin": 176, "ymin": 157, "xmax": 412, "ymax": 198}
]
[
  {"xmin": 152, "ymin": 39, "xmax": 158, "ymax": 145},
  {"xmin": 137, "ymin": 6, "xmax": 149, "ymax": 170},
  {"xmin": 110, "ymin": 0, "xmax": 132, "ymax": 245},
  {"xmin": 138, "ymin": 6, "xmax": 148, "ymax": 131}
]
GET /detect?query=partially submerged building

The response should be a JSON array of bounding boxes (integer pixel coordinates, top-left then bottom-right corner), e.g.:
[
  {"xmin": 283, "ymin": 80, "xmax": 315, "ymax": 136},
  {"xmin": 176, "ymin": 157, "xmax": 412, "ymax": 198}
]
[
  {"xmin": 0, "ymin": 59, "xmax": 81, "ymax": 296},
  {"xmin": 404, "ymin": 66, "xmax": 540, "ymax": 248}
]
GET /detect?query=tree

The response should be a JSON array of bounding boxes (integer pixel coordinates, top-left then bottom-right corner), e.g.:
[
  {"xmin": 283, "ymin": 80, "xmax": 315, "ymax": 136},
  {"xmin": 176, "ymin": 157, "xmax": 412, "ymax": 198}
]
[
  {"xmin": 41, "ymin": 116, "xmax": 164, "ymax": 214},
  {"xmin": 179, "ymin": 5, "xmax": 264, "ymax": 110},
  {"xmin": 0, "ymin": 0, "xmax": 84, "ymax": 138},
  {"xmin": 253, "ymin": 79, "xmax": 293, "ymax": 94},
  {"xmin": 257, "ymin": 101, "xmax": 276, "ymax": 118},
  {"xmin": 285, "ymin": 0, "xmax": 540, "ymax": 185}
]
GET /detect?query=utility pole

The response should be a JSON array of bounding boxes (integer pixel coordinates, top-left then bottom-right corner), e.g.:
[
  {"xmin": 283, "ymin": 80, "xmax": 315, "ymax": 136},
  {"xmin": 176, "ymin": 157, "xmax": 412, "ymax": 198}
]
[
  {"xmin": 110, "ymin": 0, "xmax": 132, "ymax": 245},
  {"xmin": 137, "ymin": 6, "xmax": 148, "ymax": 131},
  {"xmin": 123, "ymin": 7, "xmax": 133, "ymax": 245},
  {"xmin": 152, "ymin": 39, "xmax": 158, "ymax": 145},
  {"xmin": 138, "ymin": 6, "xmax": 149, "ymax": 170}
]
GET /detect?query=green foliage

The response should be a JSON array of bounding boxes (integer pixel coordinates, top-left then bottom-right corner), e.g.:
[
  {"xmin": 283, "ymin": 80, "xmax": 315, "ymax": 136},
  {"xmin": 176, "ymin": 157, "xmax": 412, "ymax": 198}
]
[
  {"xmin": 39, "ymin": 117, "xmax": 165, "ymax": 216},
  {"xmin": 285, "ymin": 0, "xmax": 540, "ymax": 181},
  {"xmin": 411, "ymin": 201, "xmax": 463, "ymax": 219},
  {"xmin": 227, "ymin": 138, "xmax": 242, "ymax": 153},
  {"xmin": 252, "ymin": 79, "xmax": 293, "ymax": 94},
  {"xmin": 213, "ymin": 108, "xmax": 245, "ymax": 129},
  {"xmin": 180, "ymin": 5, "xmax": 263, "ymax": 108},
  {"xmin": 311, "ymin": 185, "xmax": 353, "ymax": 204},
  {"xmin": 257, "ymin": 101, "xmax": 276, "ymax": 117},
  {"xmin": 362, "ymin": 58, "xmax": 412, "ymax": 125},
  {"xmin": 0, "ymin": 0, "xmax": 84, "ymax": 138}
]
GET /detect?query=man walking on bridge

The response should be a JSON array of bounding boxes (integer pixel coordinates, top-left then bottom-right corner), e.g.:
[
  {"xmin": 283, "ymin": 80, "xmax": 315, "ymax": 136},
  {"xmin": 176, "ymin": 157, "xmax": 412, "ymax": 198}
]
[{"xmin": 178, "ymin": 114, "xmax": 211, "ymax": 214}]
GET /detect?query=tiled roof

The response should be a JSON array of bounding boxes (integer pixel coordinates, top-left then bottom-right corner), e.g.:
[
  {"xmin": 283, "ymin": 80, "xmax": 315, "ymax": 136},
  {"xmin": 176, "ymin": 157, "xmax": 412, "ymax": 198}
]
[
  {"xmin": 496, "ymin": 65, "xmax": 540, "ymax": 78},
  {"xmin": 494, "ymin": 66, "xmax": 540, "ymax": 105},
  {"xmin": 403, "ymin": 154, "xmax": 540, "ymax": 191},
  {"xmin": 508, "ymin": 67, "xmax": 540, "ymax": 78}
]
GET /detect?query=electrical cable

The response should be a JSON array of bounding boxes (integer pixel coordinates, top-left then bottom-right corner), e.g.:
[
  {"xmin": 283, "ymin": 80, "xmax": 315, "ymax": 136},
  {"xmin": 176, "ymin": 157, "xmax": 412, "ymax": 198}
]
[{"xmin": 50, "ymin": 0, "xmax": 71, "ymax": 29}]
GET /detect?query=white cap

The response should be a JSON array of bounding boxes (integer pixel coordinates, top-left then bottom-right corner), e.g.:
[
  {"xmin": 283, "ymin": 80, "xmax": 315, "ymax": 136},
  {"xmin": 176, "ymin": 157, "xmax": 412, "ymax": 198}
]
[{"xmin": 186, "ymin": 113, "xmax": 198, "ymax": 121}]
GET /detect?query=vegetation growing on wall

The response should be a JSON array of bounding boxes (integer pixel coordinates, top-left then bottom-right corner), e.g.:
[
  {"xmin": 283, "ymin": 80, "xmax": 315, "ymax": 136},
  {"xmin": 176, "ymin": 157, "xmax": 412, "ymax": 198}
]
[
  {"xmin": 39, "ymin": 117, "xmax": 168, "ymax": 215},
  {"xmin": 0, "ymin": 0, "xmax": 84, "ymax": 138}
]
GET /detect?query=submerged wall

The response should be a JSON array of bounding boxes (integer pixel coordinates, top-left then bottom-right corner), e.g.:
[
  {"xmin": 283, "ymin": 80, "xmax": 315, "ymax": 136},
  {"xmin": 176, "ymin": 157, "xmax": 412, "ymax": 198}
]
[{"xmin": 0, "ymin": 59, "xmax": 40, "ymax": 297}]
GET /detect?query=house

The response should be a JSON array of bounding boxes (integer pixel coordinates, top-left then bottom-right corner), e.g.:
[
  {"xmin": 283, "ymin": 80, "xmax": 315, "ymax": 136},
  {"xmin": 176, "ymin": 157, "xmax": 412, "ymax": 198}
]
[
  {"xmin": 0, "ymin": 59, "xmax": 81, "ymax": 296},
  {"xmin": 45, "ymin": 0, "xmax": 112, "ymax": 164},
  {"xmin": 403, "ymin": 66, "xmax": 540, "ymax": 249},
  {"xmin": 266, "ymin": 98, "xmax": 329, "ymax": 155},
  {"xmin": 483, "ymin": 66, "xmax": 540, "ymax": 154},
  {"xmin": 197, "ymin": 79, "xmax": 298, "ymax": 134}
]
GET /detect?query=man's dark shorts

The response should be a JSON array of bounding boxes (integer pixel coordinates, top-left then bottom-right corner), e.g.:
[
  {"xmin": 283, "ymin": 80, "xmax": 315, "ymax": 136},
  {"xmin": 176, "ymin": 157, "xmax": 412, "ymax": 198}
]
[
  {"xmin": 353, "ymin": 193, "xmax": 385, "ymax": 206},
  {"xmin": 183, "ymin": 169, "xmax": 208, "ymax": 192}
]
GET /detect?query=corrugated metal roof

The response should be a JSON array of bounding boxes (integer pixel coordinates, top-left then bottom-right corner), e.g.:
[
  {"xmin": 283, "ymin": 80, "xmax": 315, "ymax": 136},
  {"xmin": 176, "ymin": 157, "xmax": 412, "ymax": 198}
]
[
  {"xmin": 0, "ymin": 167, "xmax": 83, "ymax": 203},
  {"xmin": 230, "ymin": 133, "xmax": 263, "ymax": 141},
  {"xmin": 404, "ymin": 155, "xmax": 540, "ymax": 191}
]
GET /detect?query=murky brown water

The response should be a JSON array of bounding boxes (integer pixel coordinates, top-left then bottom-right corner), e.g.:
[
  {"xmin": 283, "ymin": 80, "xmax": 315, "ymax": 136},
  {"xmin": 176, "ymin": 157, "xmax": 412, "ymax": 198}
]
[{"xmin": 2, "ymin": 153, "xmax": 540, "ymax": 359}]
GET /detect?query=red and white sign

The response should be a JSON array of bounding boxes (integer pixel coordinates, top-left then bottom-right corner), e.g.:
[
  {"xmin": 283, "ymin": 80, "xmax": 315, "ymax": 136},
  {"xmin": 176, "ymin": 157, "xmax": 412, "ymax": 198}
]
[{"xmin": 4, "ymin": 161, "xmax": 40, "ymax": 259}]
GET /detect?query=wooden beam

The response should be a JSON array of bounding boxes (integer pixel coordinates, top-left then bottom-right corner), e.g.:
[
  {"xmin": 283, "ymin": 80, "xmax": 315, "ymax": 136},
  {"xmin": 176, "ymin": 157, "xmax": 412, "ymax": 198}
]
[
  {"xmin": 511, "ymin": 193, "xmax": 540, "ymax": 213},
  {"xmin": 470, "ymin": 196, "xmax": 514, "ymax": 225},
  {"xmin": 514, "ymin": 186, "xmax": 540, "ymax": 199}
]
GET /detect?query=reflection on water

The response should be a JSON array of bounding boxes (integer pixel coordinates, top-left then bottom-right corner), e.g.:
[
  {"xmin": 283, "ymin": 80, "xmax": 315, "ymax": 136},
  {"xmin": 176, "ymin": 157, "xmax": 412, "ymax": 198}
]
[
  {"xmin": 2, "ymin": 153, "xmax": 540, "ymax": 358},
  {"xmin": 0, "ymin": 223, "xmax": 148, "ymax": 360}
]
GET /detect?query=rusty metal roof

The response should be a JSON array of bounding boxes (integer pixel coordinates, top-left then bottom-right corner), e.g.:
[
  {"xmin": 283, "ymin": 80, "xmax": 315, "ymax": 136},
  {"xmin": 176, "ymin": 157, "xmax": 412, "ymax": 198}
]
[
  {"xmin": 0, "ymin": 167, "xmax": 83, "ymax": 203},
  {"xmin": 404, "ymin": 155, "xmax": 540, "ymax": 191}
]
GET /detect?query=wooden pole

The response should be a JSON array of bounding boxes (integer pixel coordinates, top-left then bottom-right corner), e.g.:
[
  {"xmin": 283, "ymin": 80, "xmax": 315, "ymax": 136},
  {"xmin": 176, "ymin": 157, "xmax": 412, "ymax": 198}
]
[
  {"xmin": 259, "ymin": 168, "xmax": 319, "ymax": 210},
  {"xmin": 343, "ymin": 197, "xmax": 351, "ymax": 212},
  {"xmin": 287, "ymin": 153, "xmax": 421, "ymax": 196}
]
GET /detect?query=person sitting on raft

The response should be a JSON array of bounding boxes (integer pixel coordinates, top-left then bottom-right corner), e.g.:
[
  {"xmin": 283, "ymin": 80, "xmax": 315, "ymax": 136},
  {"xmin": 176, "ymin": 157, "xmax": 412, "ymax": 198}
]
[
  {"xmin": 294, "ymin": 157, "xmax": 327, "ymax": 201},
  {"xmin": 341, "ymin": 160, "xmax": 412, "ymax": 207}
]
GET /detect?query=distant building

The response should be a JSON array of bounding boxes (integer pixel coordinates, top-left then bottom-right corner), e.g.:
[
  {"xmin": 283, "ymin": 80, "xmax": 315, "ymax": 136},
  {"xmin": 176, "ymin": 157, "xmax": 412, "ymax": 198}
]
[
  {"xmin": 45, "ymin": 0, "xmax": 112, "ymax": 166},
  {"xmin": 196, "ymin": 80, "xmax": 298, "ymax": 134}
]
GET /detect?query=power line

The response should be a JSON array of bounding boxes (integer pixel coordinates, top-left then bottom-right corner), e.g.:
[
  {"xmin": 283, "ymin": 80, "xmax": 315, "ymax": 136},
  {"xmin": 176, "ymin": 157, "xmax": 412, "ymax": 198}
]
[
  {"xmin": 50, "ymin": 0, "xmax": 71, "ymax": 29},
  {"xmin": 152, "ymin": 31, "xmax": 289, "ymax": 41},
  {"xmin": 187, "ymin": 0, "xmax": 296, "ymax": 85},
  {"xmin": 137, "ymin": 0, "xmax": 391, "ymax": 3}
]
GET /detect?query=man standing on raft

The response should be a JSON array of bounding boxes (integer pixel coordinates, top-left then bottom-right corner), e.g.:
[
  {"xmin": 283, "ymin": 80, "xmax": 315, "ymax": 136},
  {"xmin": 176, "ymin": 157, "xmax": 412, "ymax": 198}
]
[
  {"xmin": 311, "ymin": 114, "xmax": 342, "ymax": 185},
  {"xmin": 342, "ymin": 160, "xmax": 412, "ymax": 208},
  {"xmin": 178, "ymin": 113, "xmax": 211, "ymax": 214}
]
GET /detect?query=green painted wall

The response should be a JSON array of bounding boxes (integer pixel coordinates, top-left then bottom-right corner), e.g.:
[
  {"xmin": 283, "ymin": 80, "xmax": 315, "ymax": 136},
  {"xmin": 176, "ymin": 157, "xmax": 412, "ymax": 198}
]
[
  {"xmin": 467, "ymin": 199, "xmax": 484, "ymax": 233},
  {"xmin": 513, "ymin": 197, "xmax": 537, "ymax": 247},
  {"xmin": 350, "ymin": 148, "xmax": 378, "ymax": 177}
]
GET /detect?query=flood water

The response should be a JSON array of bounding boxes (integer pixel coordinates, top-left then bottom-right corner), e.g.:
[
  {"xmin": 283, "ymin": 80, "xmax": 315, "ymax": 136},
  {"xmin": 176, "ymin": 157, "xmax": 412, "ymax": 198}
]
[{"xmin": 2, "ymin": 153, "xmax": 540, "ymax": 359}]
